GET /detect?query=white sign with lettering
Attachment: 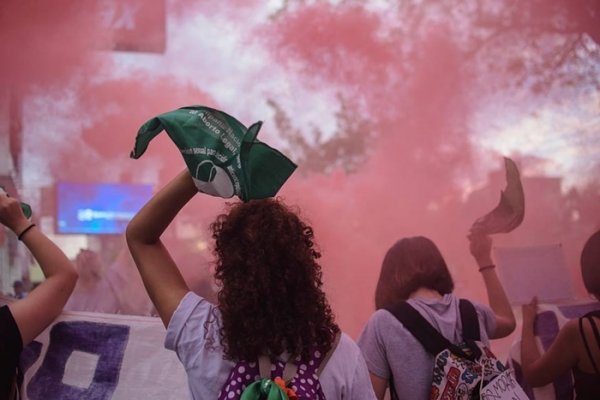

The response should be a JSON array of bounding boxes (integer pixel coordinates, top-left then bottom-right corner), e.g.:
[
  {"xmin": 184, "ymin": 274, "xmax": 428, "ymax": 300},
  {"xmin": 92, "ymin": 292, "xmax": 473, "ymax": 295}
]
[{"xmin": 481, "ymin": 369, "xmax": 530, "ymax": 400}]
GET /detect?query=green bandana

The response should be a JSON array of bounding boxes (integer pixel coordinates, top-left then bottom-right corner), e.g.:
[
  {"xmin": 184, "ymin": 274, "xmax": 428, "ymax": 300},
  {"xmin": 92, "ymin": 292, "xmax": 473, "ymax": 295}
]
[
  {"xmin": 130, "ymin": 106, "xmax": 297, "ymax": 201},
  {"xmin": 240, "ymin": 379, "xmax": 290, "ymax": 400}
]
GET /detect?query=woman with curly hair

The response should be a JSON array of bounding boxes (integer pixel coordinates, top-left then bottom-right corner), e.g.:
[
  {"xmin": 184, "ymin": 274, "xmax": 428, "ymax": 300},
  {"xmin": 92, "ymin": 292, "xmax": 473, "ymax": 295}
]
[{"xmin": 126, "ymin": 170, "xmax": 375, "ymax": 400}]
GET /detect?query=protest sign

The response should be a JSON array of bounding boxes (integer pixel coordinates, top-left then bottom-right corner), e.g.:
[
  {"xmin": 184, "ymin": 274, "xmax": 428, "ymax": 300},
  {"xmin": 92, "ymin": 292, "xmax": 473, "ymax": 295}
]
[
  {"xmin": 494, "ymin": 244, "xmax": 574, "ymax": 305},
  {"xmin": 481, "ymin": 369, "xmax": 529, "ymax": 400}
]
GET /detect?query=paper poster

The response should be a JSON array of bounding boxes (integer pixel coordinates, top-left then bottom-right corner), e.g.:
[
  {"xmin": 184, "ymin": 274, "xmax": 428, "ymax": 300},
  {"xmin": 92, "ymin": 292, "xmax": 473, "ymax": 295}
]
[
  {"xmin": 481, "ymin": 369, "xmax": 529, "ymax": 400},
  {"xmin": 493, "ymin": 244, "xmax": 574, "ymax": 305}
]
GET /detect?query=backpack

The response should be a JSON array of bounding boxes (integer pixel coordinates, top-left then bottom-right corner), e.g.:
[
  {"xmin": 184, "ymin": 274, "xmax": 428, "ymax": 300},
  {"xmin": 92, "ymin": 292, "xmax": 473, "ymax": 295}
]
[
  {"xmin": 218, "ymin": 333, "xmax": 340, "ymax": 400},
  {"xmin": 386, "ymin": 299, "xmax": 529, "ymax": 400}
]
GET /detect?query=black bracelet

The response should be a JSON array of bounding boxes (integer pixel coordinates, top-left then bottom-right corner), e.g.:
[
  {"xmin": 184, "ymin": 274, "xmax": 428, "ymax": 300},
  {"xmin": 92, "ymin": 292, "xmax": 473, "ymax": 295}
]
[
  {"xmin": 479, "ymin": 264, "xmax": 495, "ymax": 272},
  {"xmin": 17, "ymin": 223, "xmax": 36, "ymax": 241}
]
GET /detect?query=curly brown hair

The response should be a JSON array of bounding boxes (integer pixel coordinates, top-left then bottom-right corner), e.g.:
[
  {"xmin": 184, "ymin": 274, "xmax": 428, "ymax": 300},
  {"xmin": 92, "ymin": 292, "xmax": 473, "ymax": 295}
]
[{"xmin": 210, "ymin": 198, "xmax": 339, "ymax": 361}]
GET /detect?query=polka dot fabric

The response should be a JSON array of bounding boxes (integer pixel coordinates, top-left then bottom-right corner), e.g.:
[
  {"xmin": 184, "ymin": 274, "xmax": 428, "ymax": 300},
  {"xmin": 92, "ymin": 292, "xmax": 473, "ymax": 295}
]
[{"xmin": 218, "ymin": 350, "xmax": 328, "ymax": 400}]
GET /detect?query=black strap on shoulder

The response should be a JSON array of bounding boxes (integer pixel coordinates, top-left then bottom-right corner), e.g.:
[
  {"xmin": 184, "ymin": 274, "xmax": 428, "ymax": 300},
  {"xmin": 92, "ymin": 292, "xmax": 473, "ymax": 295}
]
[
  {"xmin": 385, "ymin": 299, "xmax": 482, "ymax": 360},
  {"xmin": 459, "ymin": 299, "xmax": 480, "ymax": 341},
  {"xmin": 584, "ymin": 310, "xmax": 600, "ymax": 319},
  {"xmin": 580, "ymin": 314, "xmax": 600, "ymax": 375},
  {"xmin": 386, "ymin": 302, "xmax": 447, "ymax": 400},
  {"xmin": 385, "ymin": 301, "xmax": 450, "ymax": 356},
  {"xmin": 385, "ymin": 300, "xmax": 481, "ymax": 400}
]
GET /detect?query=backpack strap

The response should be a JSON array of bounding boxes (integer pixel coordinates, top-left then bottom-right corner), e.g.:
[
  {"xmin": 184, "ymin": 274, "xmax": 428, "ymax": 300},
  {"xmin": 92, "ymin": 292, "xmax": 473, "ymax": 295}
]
[
  {"xmin": 282, "ymin": 361, "xmax": 298, "ymax": 383},
  {"xmin": 579, "ymin": 313, "xmax": 600, "ymax": 375},
  {"xmin": 385, "ymin": 300, "xmax": 482, "ymax": 400},
  {"xmin": 256, "ymin": 332, "xmax": 342, "ymax": 385},
  {"xmin": 385, "ymin": 302, "xmax": 454, "ymax": 400},
  {"xmin": 384, "ymin": 301, "xmax": 476, "ymax": 360},
  {"xmin": 316, "ymin": 331, "xmax": 341, "ymax": 377},
  {"xmin": 459, "ymin": 299, "xmax": 480, "ymax": 341},
  {"xmin": 385, "ymin": 301, "xmax": 453, "ymax": 356},
  {"xmin": 258, "ymin": 356, "xmax": 272, "ymax": 379},
  {"xmin": 258, "ymin": 355, "xmax": 299, "ymax": 384}
]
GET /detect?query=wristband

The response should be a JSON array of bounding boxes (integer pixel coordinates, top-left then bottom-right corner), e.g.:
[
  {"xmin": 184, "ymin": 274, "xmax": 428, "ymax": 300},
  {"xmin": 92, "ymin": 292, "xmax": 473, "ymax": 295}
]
[
  {"xmin": 478, "ymin": 264, "xmax": 495, "ymax": 272},
  {"xmin": 18, "ymin": 223, "xmax": 36, "ymax": 241}
]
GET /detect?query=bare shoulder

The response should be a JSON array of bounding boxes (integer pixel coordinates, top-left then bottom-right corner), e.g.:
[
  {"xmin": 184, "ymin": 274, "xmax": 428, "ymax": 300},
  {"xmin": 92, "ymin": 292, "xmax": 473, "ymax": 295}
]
[
  {"xmin": 562, "ymin": 318, "xmax": 580, "ymax": 336},
  {"xmin": 562, "ymin": 315, "xmax": 600, "ymax": 339},
  {"xmin": 571, "ymin": 314, "xmax": 600, "ymax": 372}
]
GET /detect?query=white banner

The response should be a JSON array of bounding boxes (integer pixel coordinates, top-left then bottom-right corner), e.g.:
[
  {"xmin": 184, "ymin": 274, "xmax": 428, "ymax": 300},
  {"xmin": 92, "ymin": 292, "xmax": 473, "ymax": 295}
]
[{"xmin": 2, "ymin": 297, "xmax": 188, "ymax": 400}]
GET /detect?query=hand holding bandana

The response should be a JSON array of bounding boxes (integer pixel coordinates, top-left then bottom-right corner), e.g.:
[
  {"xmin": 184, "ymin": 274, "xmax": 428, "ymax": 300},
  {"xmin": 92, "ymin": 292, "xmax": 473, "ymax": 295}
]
[
  {"xmin": 130, "ymin": 106, "xmax": 297, "ymax": 201},
  {"xmin": 0, "ymin": 186, "xmax": 32, "ymax": 218}
]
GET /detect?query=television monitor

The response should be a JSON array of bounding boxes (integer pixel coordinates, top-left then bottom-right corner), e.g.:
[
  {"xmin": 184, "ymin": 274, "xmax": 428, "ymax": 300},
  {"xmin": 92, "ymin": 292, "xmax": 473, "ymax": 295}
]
[{"xmin": 56, "ymin": 182, "xmax": 153, "ymax": 235}]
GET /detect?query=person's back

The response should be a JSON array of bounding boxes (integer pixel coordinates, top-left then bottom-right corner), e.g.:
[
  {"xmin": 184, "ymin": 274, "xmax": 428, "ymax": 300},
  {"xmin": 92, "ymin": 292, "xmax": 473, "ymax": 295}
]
[
  {"xmin": 358, "ymin": 235, "xmax": 516, "ymax": 399},
  {"xmin": 127, "ymin": 170, "xmax": 376, "ymax": 399},
  {"xmin": 166, "ymin": 295, "xmax": 372, "ymax": 399},
  {"xmin": 360, "ymin": 294, "xmax": 497, "ymax": 399}
]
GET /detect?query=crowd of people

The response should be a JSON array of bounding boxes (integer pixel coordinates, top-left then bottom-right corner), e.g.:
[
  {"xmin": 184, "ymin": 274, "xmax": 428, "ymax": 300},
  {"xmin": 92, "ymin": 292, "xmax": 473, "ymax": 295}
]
[{"xmin": 0, "ymin": 170, "xmax": 599, "ymax": 399}]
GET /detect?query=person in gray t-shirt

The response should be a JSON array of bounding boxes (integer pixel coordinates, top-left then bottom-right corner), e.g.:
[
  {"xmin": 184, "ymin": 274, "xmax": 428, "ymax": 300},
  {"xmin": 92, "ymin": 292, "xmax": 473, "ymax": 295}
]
[{"xmin": 358, "ymin": 235, "xmax": 516, "ymax": 399}]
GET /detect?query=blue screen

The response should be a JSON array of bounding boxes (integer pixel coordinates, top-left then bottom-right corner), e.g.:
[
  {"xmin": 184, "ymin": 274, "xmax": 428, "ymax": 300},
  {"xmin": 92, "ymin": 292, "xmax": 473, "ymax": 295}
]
[{"xmin": 56, "ymin": 182, "xmax": 153, "ymax": 235}]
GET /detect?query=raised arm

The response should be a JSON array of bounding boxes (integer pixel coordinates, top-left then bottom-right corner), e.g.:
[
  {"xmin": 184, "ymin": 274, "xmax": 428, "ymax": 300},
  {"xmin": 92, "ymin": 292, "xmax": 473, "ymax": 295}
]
[
  {"xmin": 0, "ymin": 193, "xmax": 78, "ymax": 345},
  {"xmin": 126, "ymin": 170, "xmax": 197, "ymax": 327},
  {"xmin": 520, "ymin": 297, "xmax": 578, "ymax": 386},
  {"xmin": 468, "ymin": 234, "xmax": 516, "ymax": 338}
]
